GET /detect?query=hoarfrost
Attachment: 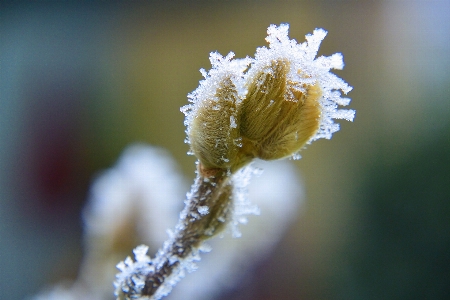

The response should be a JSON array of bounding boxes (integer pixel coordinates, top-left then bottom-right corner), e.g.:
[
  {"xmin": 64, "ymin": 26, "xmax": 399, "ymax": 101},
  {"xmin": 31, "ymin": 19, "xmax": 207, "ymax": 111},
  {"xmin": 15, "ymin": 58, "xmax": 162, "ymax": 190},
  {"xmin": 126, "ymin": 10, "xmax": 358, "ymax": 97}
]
[
  {"xmin": 197, "ymin": 206, "xmax": 209, "ymax": 215},
  {"xmin": 228, "ymin": 164, "xmax": 261, "ymax": 238},
  {"xmin": 133, "ymin": 245, "xmax": 151, "ymax": 263},
  {"xmin": 230, "ymin": 115, "xmax": 237, "ymax": 128},
  {"xmin": 291, "ymin": 153, "xmax": 302, "ymax": 160}
]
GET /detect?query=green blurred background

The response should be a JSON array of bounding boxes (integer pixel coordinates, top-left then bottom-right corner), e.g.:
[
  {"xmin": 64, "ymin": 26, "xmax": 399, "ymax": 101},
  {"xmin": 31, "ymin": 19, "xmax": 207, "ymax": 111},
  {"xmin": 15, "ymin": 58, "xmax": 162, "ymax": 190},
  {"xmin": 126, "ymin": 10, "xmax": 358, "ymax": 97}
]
[{"xmin": 1, "ymin": 1, "xmax": 449, "ymax": 299}]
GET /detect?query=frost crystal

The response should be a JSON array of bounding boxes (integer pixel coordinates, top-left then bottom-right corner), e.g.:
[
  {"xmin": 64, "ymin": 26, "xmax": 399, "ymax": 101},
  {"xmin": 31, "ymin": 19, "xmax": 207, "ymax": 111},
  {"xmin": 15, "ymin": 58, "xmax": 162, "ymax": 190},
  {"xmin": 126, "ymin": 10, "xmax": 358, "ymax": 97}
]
[
  {"xmin": 197, "ymin": 206, "xmax": 209, "ymax": 215},
  {"xmin": 228, "ymin": 164, "xmax": 261, "ymax": 238}
]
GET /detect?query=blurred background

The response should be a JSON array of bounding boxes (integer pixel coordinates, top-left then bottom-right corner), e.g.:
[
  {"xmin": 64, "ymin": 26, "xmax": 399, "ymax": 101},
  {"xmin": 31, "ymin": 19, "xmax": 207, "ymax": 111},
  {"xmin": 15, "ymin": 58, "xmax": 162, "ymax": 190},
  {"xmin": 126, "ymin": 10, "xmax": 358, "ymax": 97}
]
[{"xmin": 1, "ymin": 1, "xmax": 449, "ymax": 299}]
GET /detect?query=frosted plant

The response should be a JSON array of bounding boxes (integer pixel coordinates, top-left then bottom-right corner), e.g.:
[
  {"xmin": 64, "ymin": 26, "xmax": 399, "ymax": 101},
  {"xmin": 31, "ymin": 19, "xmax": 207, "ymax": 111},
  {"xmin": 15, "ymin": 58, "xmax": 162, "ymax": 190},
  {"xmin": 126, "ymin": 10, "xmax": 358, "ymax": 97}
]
[
  {"xmin": 168, "ymin": 159, "xmax": 303, "ymax": 300},
  {"xmin": 115, "ymin": 23, "xmax": 354, "ymax": 299},
  {"xmin": 31, "ymin": 145, "xmax": 302, "ymax": 300}
]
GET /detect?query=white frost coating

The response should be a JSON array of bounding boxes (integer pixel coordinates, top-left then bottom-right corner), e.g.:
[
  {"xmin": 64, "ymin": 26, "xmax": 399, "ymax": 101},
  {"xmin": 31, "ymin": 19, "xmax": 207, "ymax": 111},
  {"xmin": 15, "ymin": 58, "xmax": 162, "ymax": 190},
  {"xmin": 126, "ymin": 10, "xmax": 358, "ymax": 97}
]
[
  {"xmin": 114, "ymin": 245, "xmax": 154, "ymax": 296},
  {"xmin": 228, "ymin": 164, "xmax": 261, "ymax": 238},
  {"xmin": 197, "ymin": 205, "xmax": 209, "ymax": 215},
  {"xmin": 230, "ymin": 115, "xmax": 237, "ymax": 128},
  {"xmin": 114, "ymin": 241, "xmax": 204, "ymax": 300}
]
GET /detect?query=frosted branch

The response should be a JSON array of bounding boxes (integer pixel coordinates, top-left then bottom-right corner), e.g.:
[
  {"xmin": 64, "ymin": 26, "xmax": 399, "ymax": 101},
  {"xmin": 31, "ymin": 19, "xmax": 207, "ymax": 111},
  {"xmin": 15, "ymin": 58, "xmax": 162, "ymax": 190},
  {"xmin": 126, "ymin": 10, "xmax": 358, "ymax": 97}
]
[
  {"xmin": 113, "ymin": 23, "xmax": 354, "ymax": 300},
  {"xmin": 115, "ymin": 168, "xmax": 233, "ymax": 299}
]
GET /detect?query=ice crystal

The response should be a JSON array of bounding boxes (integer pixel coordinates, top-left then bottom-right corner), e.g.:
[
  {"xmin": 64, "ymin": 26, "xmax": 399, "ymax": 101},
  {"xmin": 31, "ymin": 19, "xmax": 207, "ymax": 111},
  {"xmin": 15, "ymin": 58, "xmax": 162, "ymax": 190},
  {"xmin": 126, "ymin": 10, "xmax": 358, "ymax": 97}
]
[{"xmin": 228, "ymin": 164, "xmax": 261, "ymax": 238}]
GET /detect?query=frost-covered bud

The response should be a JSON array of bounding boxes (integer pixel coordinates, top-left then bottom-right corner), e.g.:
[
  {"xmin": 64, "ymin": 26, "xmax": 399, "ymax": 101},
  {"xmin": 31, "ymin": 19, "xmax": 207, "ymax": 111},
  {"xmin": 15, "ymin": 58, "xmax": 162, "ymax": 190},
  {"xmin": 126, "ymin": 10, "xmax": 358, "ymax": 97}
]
[
  {"xmin": 182, "ymin": 53, "xmax": 252, "ymax": 173},
  {"xmin": 239, "ymin": 24, "xmax": 355, "ymax": 161},
  {"xmin": 240, "ymin": 59, "xmax": 322, "ymax": 161},
  {"xmin": 188, "ymin": 76, "xmax": 241, "ymax": 171}
]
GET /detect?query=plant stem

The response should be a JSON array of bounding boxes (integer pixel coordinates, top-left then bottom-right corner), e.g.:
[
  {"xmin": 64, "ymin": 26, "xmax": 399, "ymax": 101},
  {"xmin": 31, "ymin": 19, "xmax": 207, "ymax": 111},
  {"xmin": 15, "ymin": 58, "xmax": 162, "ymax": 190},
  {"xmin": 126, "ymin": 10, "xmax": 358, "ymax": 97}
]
[{"xmin": 117, "ymin": 166, "xmax": 233, "ymax": 299}]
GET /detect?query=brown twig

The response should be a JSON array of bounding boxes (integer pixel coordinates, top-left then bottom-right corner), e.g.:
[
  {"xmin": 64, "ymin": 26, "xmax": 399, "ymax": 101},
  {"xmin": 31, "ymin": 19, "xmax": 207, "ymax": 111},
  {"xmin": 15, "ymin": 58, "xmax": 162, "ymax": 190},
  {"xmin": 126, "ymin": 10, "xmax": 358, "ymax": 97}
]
[{"xmin": 116, "ymin": 166, "xmax": 233, "ymax": 299}]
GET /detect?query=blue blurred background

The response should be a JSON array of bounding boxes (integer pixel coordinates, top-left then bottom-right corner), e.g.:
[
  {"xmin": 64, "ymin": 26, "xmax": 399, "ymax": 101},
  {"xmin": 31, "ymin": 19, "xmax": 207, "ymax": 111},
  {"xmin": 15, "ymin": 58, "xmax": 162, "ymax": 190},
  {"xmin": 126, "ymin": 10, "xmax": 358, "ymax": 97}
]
[{"xmin": 1, "ymin": 1, "xmax": 449, "ymax": 299}]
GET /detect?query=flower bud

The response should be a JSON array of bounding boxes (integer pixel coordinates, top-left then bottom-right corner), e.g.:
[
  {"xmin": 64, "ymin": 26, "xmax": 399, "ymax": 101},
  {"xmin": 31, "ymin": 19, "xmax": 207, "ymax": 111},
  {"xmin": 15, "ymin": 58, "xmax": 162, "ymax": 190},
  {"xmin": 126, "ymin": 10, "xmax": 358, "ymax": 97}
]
[
  {"xmin": 181, "ymin": 53, "xmax": 252, "ymax": 173},
  {"xmin": 239, "ymin": 59, "xmax": 322, "ymax": 161},
  {"xmin": 188, "ymin": 76, "xmax": 241, "ymax": 171}
]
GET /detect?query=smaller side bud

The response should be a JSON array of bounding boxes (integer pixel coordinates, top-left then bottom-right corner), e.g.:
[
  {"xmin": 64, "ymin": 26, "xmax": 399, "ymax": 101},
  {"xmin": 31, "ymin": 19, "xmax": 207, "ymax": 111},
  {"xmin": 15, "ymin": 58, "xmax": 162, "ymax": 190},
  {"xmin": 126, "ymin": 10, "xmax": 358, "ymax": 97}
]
[
  {"xmin": 188, "ymin": 76, "xmax": 242, "ymax": 171},
  {"xmin": 182, "ymin": 52, "xmax": 252, "ymax": 174}
]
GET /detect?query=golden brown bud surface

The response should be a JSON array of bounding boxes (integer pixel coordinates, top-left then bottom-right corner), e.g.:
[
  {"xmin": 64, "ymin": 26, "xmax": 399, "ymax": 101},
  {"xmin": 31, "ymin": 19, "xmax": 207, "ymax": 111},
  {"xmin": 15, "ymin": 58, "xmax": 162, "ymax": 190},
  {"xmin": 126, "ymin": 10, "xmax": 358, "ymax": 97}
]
[
  {"xmin": 188, "ymin": 77, "xmax": 242, "ymax": 171},
  {"xmin": 240, "ymin": 59, "xmax": 322, "ymax": 161}
]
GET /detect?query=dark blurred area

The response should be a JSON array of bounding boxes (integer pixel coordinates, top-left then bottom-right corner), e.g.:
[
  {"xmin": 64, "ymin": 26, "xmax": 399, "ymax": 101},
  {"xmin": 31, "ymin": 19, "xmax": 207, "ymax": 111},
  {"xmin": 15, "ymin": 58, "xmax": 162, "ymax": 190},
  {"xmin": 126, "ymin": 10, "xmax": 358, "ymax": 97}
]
[{"xmin": 1, "ymin": 1, "xmax": 449, "ymax": 299}]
